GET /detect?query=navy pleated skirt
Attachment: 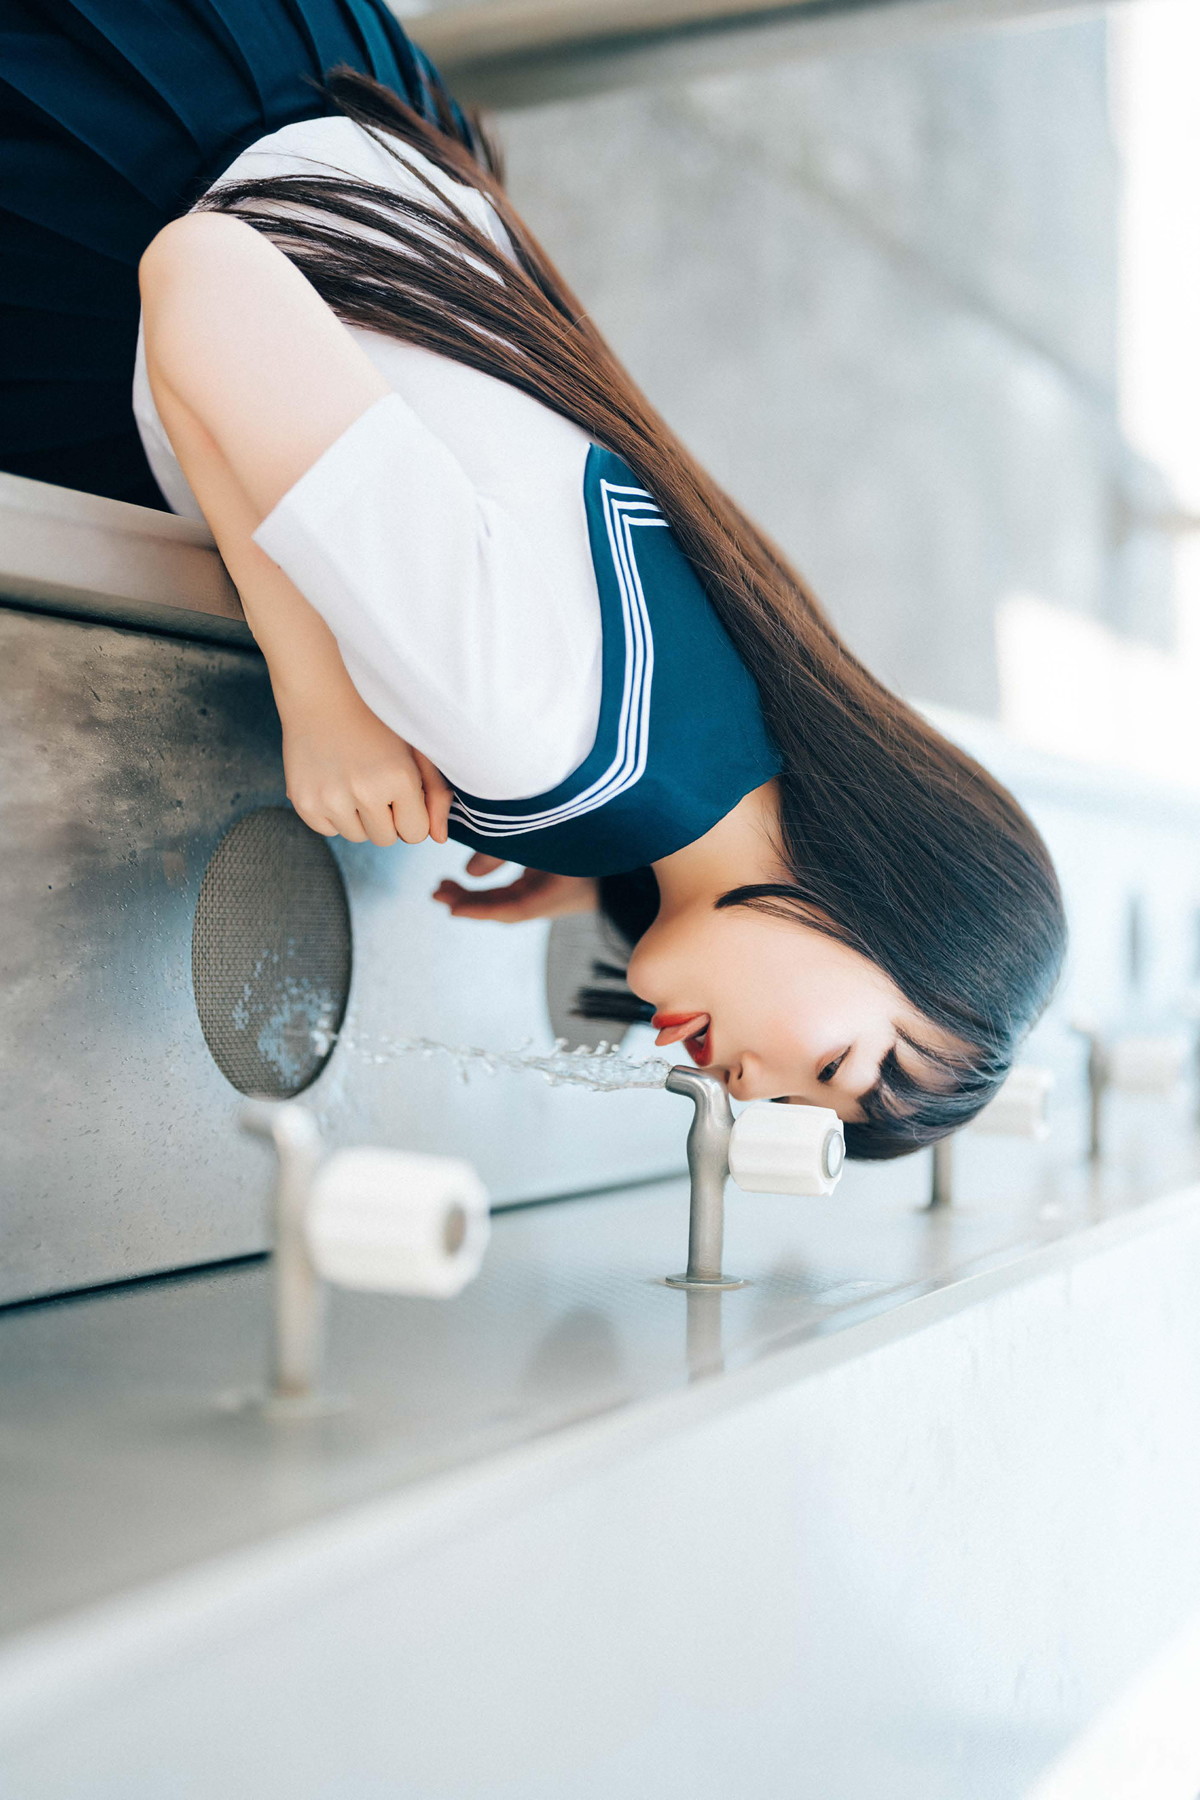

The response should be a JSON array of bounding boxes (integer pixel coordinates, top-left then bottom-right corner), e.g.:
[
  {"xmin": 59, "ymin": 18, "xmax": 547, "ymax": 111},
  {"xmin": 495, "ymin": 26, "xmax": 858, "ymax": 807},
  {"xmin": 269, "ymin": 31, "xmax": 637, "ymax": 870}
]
[{"xmin": 0, "ymin": 0, "xmax": 468, "ymax": 508}]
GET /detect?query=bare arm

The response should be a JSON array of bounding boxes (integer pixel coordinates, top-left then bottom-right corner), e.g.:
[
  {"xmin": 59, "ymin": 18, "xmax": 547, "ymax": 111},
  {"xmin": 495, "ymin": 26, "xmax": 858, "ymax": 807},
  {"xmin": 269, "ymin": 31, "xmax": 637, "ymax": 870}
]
[
  {"xmin": 140, "ymin": 211, "xmax": 388, "ymax": 523},
  {"xmin": 139, "ymin": 212, "xmax": 450, "ymax": 847}
]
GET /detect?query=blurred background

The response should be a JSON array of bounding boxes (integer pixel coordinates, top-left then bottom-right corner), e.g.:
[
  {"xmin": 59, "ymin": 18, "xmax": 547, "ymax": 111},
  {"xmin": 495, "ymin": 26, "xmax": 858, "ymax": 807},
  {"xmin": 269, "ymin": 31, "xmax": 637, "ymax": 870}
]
[{"xmin": 414, "ymin": 0, "xmax": 1200, "ymax": 789}]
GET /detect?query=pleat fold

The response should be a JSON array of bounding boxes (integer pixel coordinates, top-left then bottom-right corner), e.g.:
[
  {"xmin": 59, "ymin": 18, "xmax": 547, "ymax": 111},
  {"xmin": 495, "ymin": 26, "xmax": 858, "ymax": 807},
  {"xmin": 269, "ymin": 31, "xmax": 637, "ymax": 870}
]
[{"xmin": 0, "ymin": 0, "xmax": 456, "ymax": 506}]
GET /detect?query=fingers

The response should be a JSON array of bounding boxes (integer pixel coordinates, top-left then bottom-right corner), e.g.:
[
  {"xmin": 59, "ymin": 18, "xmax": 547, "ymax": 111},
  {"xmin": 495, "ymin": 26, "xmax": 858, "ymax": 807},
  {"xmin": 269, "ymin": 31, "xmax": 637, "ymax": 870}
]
[
  {"xmin": 388, "ymin": 785, "xmax": 432, "ymax": 847},
  {"xmin": 466, "ymin": 853, "xmax": 506, "ymax": 876},
  {"xmin": 432, "ymin": 871, "xmax": 547, "ymax": 922},
  {"xmin": 433, "ymin": 866, "xmax": 600, "ymax": 924},
  {"xmin": 288, "ymin": 793, "xmax": 361, "ymax": 840},
  {"xmin": 290, "ymin": 792, "xmax": 427, "ymax": 847},
  {"xmin": 354, "ymin": 797, "xmax": 400, "ymax": 847},
  {"xmin": 433, "ymin": 890, "xmax": 539, "ymax": 922},
  {"xmin": 281, "ymin": 715, "xmax": 445, "ymax": 850},
  {"xmin": 411, "ymin": 750, "xmax": 454, "ymax": 846}
]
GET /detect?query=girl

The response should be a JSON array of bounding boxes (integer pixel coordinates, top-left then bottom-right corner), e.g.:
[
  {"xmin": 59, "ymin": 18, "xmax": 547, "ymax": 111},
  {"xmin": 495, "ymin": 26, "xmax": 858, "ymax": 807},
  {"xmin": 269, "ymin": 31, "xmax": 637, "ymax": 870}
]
[{"xmin": 1, "ymin": 4, "xmax": 1066, "ymax": 1156}]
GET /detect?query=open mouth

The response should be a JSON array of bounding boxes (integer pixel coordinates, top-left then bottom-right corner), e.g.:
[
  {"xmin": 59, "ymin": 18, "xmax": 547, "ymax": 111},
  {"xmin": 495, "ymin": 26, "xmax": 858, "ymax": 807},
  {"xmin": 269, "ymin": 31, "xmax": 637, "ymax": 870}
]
[{"xmin": 652, "ymin": 1012, "xmax": 714, "ymax": 1068}]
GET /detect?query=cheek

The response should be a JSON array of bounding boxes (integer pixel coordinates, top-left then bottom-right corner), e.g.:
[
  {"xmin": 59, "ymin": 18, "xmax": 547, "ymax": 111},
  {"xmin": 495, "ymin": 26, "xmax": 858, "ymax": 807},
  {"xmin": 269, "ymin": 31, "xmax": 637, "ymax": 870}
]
[
  {"xmin": 736, "ymin": 939, "xmax": 808, "ymax": 1015},
  {"xmin": 746, "ymin": 995, "xmax": 811, "ymax": 1069},
  {"xmin": 705, "ymin": 935, "xmax": 794, "ymax": 1042},
  {"xmin": 735, "ymin": 949, "xmax": 861, "ymax": 1060}
]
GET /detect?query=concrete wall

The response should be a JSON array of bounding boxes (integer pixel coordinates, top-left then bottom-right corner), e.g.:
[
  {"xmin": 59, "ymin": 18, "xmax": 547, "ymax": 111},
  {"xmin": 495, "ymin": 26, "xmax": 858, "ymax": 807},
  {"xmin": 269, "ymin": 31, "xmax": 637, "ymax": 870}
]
[{"xmin": 494, "ymin": 14, "xmax": 1161, "ymax": 715}]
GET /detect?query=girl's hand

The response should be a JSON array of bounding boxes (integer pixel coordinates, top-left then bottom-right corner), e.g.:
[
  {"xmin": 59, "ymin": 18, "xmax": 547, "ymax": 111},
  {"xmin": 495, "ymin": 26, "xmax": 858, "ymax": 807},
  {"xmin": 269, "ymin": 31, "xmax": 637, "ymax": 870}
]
[
  {"xmin": 281, "ymin": 692, "xmax": 453, "ymax": 847},
  {"xmin": 433, "ymin": 854, "xmax": 597, "ymax": 922}
]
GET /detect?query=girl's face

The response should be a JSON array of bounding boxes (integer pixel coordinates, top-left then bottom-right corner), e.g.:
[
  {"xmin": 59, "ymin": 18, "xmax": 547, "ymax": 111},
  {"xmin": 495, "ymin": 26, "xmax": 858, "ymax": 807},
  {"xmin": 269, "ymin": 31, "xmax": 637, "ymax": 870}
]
[{"xmin": 626, "ymin": 900, "xmax": 956, "ymax": 1121}]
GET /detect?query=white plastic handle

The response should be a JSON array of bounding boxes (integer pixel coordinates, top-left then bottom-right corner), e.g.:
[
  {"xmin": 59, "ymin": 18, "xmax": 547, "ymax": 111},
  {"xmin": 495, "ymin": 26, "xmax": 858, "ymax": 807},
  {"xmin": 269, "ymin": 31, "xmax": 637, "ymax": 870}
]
[
  {"xmin": 307, "ymin": 1147, "xmax": 490, "ymax": 1298},
  {"xmin": 1106, "ymin": 1034, "xmax": 1191, "ymax": 1096},
  {"xmin": 968, "ymin": 1064, "xmax": 1054, "ymax": 1140},
  {"xmin": 727, "ymin": 1101, "xmax": 845, "ymax": 1197}
]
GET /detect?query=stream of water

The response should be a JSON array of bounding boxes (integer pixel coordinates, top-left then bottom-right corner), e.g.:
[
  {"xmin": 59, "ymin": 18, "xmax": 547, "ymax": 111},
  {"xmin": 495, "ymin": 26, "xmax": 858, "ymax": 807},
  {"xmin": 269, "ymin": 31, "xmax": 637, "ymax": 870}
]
[{"xmin": 338, "ymin": 1030, "xmax": 674, "ymax": 1092}]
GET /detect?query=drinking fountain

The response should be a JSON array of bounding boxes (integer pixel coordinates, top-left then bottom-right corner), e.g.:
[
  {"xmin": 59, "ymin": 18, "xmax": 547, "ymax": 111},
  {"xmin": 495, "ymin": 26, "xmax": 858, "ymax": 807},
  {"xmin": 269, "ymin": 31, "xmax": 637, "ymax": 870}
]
[
  {"xmin": 927, "ymin": 1064, "xmax": 1054, "ymax": 1209},
  {"xmin": 239, "ymin": 1100, "xmax": 490, "ymax": 1409},
  {"xmin": 663, "ymin": 1067, "xmax": 845, "ymax": 1288},
  {"xmin": 1072, "ymin": 1023, "xmax": 1194, "ymax": 1160}
]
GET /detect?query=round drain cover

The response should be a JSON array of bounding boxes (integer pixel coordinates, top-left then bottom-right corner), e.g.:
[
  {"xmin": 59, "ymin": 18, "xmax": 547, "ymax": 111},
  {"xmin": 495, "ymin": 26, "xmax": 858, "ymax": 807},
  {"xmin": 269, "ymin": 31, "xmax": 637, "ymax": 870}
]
[{"xmin": 192, "ymin": 807, "xmax": 352, "ymax": 1098}]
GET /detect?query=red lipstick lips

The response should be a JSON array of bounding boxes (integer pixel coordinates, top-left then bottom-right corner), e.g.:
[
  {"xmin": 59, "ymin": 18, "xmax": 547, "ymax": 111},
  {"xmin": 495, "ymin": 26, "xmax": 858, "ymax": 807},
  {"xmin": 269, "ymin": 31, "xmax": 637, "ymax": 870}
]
[{"xmin": 652, "ymin": 1012, "xmax": 713, "ymax": 1067}]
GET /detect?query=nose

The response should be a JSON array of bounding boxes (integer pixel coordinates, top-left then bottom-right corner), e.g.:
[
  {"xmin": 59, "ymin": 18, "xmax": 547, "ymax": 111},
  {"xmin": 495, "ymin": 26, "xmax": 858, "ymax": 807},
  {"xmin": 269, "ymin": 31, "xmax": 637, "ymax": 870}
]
[{"xmin": 726, "ymin": 1059, "xmax": 756, "ymax": 1102}]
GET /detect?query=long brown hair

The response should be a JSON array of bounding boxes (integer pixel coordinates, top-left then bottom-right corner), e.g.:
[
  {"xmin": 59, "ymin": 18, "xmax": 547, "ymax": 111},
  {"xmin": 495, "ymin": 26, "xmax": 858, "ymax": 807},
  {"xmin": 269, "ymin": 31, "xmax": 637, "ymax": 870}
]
[{"xmin": 199, "ymin": 68, "xmax": 1066, "ymax": 1157}]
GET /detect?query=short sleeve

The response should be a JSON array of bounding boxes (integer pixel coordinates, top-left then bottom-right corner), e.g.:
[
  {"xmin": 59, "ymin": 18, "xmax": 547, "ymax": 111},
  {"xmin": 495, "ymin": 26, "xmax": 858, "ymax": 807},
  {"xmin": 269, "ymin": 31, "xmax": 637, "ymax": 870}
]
[{"xmin": 252, "ymin": 394, "xmax": 600, "ymax": 798}]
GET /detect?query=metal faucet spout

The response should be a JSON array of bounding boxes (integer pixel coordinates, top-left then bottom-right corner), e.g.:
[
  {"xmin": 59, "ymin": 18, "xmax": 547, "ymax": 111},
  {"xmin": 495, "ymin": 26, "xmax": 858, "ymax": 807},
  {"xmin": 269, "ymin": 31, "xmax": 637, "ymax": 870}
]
[
  {"xmin": 240, "ymin": 1099, "xmax": 324, "ymax": 1401},
  {"xmin": 664, "ymin": 1066, "xmax": 745, "ymax": 1290}
]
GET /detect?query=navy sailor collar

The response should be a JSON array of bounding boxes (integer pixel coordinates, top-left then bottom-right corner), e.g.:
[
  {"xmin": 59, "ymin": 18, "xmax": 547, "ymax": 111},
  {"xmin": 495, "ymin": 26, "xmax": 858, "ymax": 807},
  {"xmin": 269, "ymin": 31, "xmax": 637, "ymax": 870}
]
[{"xmin": 447, "ymin": 445, "xmax": 782, "ymax": 877}]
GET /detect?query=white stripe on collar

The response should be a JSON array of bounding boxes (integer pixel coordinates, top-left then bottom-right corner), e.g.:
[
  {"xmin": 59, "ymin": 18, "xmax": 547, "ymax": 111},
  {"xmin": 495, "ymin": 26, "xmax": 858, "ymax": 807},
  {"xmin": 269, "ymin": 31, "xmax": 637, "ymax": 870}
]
[{"xmin": 448, "ymin": 480, "xmax": 667, "ymax": 837}]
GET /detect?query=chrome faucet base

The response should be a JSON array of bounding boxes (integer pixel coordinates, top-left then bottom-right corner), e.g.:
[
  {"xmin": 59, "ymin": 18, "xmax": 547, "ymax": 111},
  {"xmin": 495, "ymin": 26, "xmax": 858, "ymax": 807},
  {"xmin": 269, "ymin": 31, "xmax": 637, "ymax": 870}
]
[
  {"xmin": 664, "ymin": 1272, "xmax": 748, "ymax": 1291},
  {"xmin": 214, "ymin": 1385, "xmax": 349, "ymax": 1422}
]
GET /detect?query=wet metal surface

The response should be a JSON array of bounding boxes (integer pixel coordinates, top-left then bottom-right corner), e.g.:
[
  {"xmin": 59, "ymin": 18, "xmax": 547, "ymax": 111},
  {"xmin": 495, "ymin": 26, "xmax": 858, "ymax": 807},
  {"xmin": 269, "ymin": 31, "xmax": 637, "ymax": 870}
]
[
  {"xmin": 0, "ymin": 606, "xmax": 682, "ymax": 1305},
  {"xmin": 0, "ymin": 607, "xmax": 285, "ymax": 1301},
  {"xmin": 3, "ymin": 1096, "xmax": 1198, "ymax": 1644}
]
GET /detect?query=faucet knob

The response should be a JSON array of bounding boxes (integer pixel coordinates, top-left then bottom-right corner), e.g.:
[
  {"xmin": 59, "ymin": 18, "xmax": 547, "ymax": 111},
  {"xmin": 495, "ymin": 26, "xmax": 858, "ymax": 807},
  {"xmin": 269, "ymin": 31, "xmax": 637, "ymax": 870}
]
[
  {"xmin": 1105, "ymin": 1033, "xmax": 1191, "ymax": 1096},
  {"xmin": 728, "ymin": 1101, "xmax": 845, "ymax": 1196},
  {"xmin": 308, "ymin": 1147, "xmax": 490, "ymax": 1298},
  {"xmin": 968, "ymin": 1064, "xmax": 1055, "ymax": 1140}
]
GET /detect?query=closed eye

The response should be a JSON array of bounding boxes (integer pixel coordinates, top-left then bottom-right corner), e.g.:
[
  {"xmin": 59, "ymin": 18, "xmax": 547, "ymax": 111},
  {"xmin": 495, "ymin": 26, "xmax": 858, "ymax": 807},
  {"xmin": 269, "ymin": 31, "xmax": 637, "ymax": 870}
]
[{"xmin": 818, "ymin": 1049, "xmax": 849, "ymax": 1084}]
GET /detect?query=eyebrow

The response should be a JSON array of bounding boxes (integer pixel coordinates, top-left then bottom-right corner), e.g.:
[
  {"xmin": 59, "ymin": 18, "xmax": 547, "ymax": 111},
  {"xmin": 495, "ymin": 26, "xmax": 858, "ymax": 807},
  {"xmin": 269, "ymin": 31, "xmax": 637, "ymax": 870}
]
[
  {"xmin": 842, "ymin": 1035, "xmax": 900, "ymax": 1121},
  {"xmin": 857, "ymin": 1038, "xmax": 897, "ymax": 1103},
  {"xmin": 858, "ymin": 1027, "xmax": 966, "ymax": 1126},
  {"xmin": 849, "ymin": 1075, "xmax": 882, "ymax": 1123}
]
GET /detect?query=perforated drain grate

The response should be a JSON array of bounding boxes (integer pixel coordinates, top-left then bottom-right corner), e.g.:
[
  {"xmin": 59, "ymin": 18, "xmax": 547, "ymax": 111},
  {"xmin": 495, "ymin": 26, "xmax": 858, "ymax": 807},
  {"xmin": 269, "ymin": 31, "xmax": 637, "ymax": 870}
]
[{"xmin": 191, "ymin": 807, "xmax": 352, "ymax": 1098}]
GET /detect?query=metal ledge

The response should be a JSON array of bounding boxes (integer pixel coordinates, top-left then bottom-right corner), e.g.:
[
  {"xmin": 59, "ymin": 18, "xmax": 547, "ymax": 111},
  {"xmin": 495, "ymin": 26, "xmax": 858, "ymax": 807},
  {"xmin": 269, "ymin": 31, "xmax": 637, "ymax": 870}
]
[
  {"xmin": 409, "ymin": 0, "xmax": 1113, "ymax": 109},
  {"xmin": 0, "ymin": 473, "xmax": 250, "ymax": 650},
  {"xmin": 2, "ymin": 1143, "xmax": 1198, "ymax": 1643},
  {"xmin": 2, "ymin": 1153, "xmax": 1200, "ymax": 1796}
]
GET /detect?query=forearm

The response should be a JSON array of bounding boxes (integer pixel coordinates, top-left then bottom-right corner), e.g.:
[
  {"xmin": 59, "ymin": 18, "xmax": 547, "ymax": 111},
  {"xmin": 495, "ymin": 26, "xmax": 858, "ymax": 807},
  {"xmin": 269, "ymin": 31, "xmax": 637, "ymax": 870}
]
[
  {"xmin": 155, "ymin": 427, "xmax": 451, "ymax": 846},
  {"xmin": 143, "ymin": 358, "xmax": 353, "ymax": 712},
  {"xmin": 222, "ymin": 525, "xmax": 358, "ymax": 720}
]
